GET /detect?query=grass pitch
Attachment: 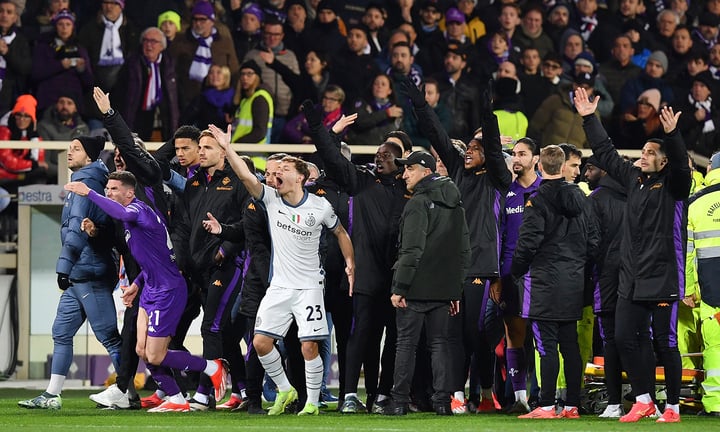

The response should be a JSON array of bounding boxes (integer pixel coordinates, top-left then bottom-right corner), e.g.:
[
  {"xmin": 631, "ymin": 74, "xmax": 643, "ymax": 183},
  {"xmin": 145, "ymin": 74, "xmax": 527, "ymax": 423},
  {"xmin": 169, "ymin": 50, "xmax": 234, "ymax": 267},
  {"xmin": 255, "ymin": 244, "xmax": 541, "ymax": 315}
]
[{"xmin": 1, "ymin": 389, "xmax": 715, "ymax": 431}]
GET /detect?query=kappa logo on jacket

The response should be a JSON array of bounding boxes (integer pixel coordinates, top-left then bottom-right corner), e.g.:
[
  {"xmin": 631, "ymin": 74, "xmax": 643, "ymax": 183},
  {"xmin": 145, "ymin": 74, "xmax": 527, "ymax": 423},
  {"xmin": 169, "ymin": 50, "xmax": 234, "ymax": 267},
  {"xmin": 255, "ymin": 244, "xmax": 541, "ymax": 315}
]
[
  {"xmin": 650, "ymin": 183, "xmax": 663, "ymax": 190},
  {"xmin": 191, "ymin": 180, "xmax": 200, "ymax": 187},
  {"xmin": 213, "ymin": 280, "xmax": 222, "ymax": 287},
  {"xmin": 472, "ymin": 278, "xmax": 484, "ymax": 285}
]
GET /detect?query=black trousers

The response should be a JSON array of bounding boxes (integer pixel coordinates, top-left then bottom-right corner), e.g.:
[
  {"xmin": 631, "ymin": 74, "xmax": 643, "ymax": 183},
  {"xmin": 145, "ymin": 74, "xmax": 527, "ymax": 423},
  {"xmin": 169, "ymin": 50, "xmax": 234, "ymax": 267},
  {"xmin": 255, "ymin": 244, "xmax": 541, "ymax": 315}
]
[
  {"xmin": 343, "ymin": 292, "xmax": 396, "ymax": 396},
  {"xmin": 651, "ymin": 301, "xmax": 682, "ymax": 405},
  {"xmin": 596, "ymin": 312, "xmax": 623, "ymax": 405},
  {"xmin": 115, "ymin": 291, "xmax": 140, "ymax": 393},
  {"xmin": 391, "ymin": 301, "xmax": 451, "ymax": 405},
  {"xmin": 531, "ymin": 319, "xmax": 582, "ymax": 407},
  {"xmin": 326, "ymin": 286, "xmax": 353, "ymax": 401},
  {"xmin": 236, "ymin": 315, "xmax": 264, "ymax": 402}
]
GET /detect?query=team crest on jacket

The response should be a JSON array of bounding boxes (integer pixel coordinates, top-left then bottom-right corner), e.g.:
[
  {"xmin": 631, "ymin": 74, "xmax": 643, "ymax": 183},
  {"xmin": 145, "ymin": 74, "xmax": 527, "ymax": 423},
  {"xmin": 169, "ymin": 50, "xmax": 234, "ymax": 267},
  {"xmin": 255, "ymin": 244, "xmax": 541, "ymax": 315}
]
[
  {"xmin": 248, "ymin": 202, "xmax": 256, "ymax": 211},
  {"xmin": 525, "ymin": 200, "xmax": 533, "ymax": 207},
  {"xmin": 222, "ymin": 177, "xmax": 231, "ymax": 185},
  {"xmin": 650, "ymin": 183, "xmax": 663, "ymax": 190},
  {"xmin": 191, "ymin": 180, "xmax": 200, "ymax": 187},
  {"xmin": 213, "ymin": 280, "xmax": 222, "ymax": 287}
]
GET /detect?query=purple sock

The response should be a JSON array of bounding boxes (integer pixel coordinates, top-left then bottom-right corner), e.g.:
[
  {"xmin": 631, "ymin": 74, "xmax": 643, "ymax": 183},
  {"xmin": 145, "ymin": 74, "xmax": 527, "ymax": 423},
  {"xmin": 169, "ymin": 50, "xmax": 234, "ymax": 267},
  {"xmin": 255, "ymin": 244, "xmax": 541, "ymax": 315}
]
[
  {"xmin": 506, "ymin": 347, "xmax": 527, "ymax": 392},
  {"xmin": 146, "ymin": 364, "xmax": 181, "ymax": 396},
  {"xmin": 160, "ymin": 350, "xmax": 207, "ymax": 372}
]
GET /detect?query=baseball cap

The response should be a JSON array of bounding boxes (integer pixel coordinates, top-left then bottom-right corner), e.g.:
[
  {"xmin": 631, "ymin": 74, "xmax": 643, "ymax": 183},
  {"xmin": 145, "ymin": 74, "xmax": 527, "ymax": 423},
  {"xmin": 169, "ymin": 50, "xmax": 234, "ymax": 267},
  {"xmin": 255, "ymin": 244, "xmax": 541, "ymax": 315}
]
[
  {"xmin": 445, "ymin": 7, "xmax": 465, "ymax": 24},
  {"xmin": 396, "ymin": 151, "xmax": 437, "ymax": 172}
]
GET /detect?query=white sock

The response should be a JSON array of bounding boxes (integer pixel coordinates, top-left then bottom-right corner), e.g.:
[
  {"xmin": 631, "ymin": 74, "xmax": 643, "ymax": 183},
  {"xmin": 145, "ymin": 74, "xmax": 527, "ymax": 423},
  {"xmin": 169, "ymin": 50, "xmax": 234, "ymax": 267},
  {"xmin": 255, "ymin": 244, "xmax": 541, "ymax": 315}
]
[
  {"xmin": 47, "ymin": 374, "xmax": 65, "ymax": 396},
  {"xmin": 193, "ymin": 392, "xmax": 209, "ymax": 404},
  {"xmin": 606, "ymin": 403, "xmax": 621, "ymax": 409},
  {"xmin": 541, "ymin": 405, "xmax": 554, "ymax": 411},
  {"xmin": 259, "ymin": 347, "xmax": 292, "ymax": 392},
  {"xmin": 155, "ymin": 389, "xmax": 166, "ymax": 398},
  {"xmin": 203, "ymin": 360, "xmax": 218, "ymax": 376},
  {"xmin": 667, "ymin": 403, "xmax": 679, "ymax": 414},
  {"xmin": 345, "ymin": 392, "xmax": 358, "ymax": 399},
  {"xmin": 376, "ymin": 394, "xmax": 388, "ymax": 402},
  {"xmin": 515, "ymin": 390, "xmax": 527, "ymax": 402},
  {"xmin": 565, "ymin": 405, "xmax": 576, "ymax": 411},
  {"xmin": 454, "ymin": 391, "xmax": 465, "ymax": 401},
  {"xmin": 168, "ymin": 393, "xmax": 186, "ymax": 404},
  {"xmin": 636, "ymin": 393, "xmax": 652, "ymax": 404},
  {"xmin": 305, "ymin": 355, "xmax": 323, "ymax": 405}
]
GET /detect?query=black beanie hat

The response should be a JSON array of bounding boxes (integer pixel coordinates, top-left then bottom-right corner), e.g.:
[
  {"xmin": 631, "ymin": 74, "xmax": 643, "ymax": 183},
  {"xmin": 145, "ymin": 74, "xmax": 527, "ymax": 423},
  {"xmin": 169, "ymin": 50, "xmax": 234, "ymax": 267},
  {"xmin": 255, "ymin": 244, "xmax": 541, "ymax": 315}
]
[{"xmin": 76, "ymin": 135, "xmax": 106, "ymax": 161}]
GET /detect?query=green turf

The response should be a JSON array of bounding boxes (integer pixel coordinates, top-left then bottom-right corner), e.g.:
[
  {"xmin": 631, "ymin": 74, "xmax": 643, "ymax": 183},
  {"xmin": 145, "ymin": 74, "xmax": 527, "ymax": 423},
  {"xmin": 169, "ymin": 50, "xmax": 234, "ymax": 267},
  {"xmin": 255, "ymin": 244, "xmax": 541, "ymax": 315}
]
[{"xmin": 0, "ymin": 389, "xmax": 714, "ymax": 431}]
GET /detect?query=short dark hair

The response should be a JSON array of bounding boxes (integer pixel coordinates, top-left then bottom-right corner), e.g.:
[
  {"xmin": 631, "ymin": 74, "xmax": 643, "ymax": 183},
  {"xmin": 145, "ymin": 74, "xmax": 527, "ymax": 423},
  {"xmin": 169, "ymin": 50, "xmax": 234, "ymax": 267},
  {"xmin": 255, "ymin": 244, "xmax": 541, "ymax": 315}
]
[
  {"xmin": 646, "ymin": 138, "xmax": 666, "ymax": 155},
  {"xmin": 383, "ymin": 130, "xmax": 412, "ymax": 153},
  {"xmin": 280, "ymin": 156, "xmax": 310, "ymax": 186},
  {"xmin": 267, "ymin": 152, "xmax": 289, "ymax": 162},
  {"xmin": 240, "ymin": 155, "xmax": 255, "ymax": 174},
  {"xmin": 559, "ymin": 143, "xmax": 582, "ymax": 160},
  {"xmin": 108, "ymin": 170, "xmax": 137, "ymax": 189},
  {"xmin": 173, "ymin": 125, "xmax": 201, "ymax": 143}
]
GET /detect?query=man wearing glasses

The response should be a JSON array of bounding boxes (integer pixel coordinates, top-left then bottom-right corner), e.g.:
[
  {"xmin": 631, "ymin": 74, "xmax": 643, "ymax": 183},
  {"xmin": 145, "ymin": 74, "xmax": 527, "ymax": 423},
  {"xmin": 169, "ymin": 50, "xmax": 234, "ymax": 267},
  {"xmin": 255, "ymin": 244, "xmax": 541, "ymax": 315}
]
[
  {"xmin": 244, "ymin": 15, "xmax": 300, "ymax": 143},
  {"xmin": 169, "ymin": 0, "xmax": 239, "ymax": 112},
  {"xmin": 118, "ymin": 27, "xmax": 179, "ymax": 141}
]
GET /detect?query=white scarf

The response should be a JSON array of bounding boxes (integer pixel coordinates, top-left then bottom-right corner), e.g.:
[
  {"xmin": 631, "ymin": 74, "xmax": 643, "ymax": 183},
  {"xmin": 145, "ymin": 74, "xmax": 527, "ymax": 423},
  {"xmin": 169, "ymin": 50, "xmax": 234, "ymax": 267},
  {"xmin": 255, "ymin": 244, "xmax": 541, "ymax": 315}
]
[
  {"xmin": 0, "ymin": 31, "xmax": 17, "ymax": 92},
  {"xmin": 580, "ymin": 15, "xmax": 598, "ymax": 41},
  {"xmin": 189, "ymin": 28, "xmax": 217, "ymax": 82},
  {"xmin": 99, "ymin": 14, "xmax": 125, "ymax": 66},
  {"xmin": 143, "ymin": 54, "xmax": 162, "ymax": 110},
  {"xmin": 689, "ymin": 94, "xmax": 715, "ymax": 133}
]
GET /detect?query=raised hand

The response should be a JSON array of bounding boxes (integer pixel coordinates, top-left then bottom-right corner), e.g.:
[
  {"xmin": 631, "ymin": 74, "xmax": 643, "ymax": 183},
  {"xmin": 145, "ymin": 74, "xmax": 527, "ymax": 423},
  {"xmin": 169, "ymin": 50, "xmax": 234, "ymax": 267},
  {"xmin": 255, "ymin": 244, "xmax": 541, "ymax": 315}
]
[
  {"xmin": 301, "ymin": 99, "xmax": 323, "ymax": 127},
  {"xmin": 208, "ymin": 123, "xmax": 232, "ymax": 152},
  {"xmin": 573, "ymin": 87, "xmax": 600, "ymax": 116},
  {"xmin": 332, "ymin": 113, "xmax": 358, "ymax": 134},
  {"xmin": 481, "ymin": 79, "xmax": 494, "ymax": 114},
  {"xmin": 659, "ymin": 105, "xmax": 681, "ymax": 134},
  {"xmin": 398, "ymin": 75, "xmax": 426, "ymax": 108},
  {"xmin": 93, "ymin": 87, "xmax": 111, "ymax": 115},
  {"xmin": 258, "ymin": 49, "xmax": 274, "ymax": 65}
]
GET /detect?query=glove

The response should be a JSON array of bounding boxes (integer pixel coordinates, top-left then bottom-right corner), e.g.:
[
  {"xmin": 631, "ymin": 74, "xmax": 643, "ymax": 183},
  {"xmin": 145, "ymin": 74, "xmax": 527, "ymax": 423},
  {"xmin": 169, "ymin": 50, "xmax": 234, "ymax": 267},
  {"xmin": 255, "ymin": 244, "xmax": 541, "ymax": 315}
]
[
  {"xmin": 481, "ymin": 79, "xmax": 494, "ymax": 115},
  {"xmin": 398, "ymin": 75, "xmax": 426, "ymax": 108},
  {"xmin": 158, "ymin": 159, "xmax": 171, "ymax": 181},
  {"xmin": 57, "ymin": 273, "xmax": 71, "ymax": 291},
  {"xmin": 301, "ymin": 99, "xmax": 323, "ymax": 129}
]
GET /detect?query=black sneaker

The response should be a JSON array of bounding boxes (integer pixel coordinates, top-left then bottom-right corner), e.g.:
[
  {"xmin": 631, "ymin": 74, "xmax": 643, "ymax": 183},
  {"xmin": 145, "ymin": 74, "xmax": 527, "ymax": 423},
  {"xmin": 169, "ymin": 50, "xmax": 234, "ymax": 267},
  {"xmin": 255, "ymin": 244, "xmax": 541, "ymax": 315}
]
[
  {"xmin": 247, "ymin": 399, "xmax": 266, "ymax": 415},
  {"xmin": 382, "ymin": 400, "xmax": 409, "ymax": 416},
  {"xmin": 372, "ymin": 398, "xmax": 389, "ymax": 414},
  {"xmin": 340, "ymin": 395, "xmax": 367, "ymax": 413}
]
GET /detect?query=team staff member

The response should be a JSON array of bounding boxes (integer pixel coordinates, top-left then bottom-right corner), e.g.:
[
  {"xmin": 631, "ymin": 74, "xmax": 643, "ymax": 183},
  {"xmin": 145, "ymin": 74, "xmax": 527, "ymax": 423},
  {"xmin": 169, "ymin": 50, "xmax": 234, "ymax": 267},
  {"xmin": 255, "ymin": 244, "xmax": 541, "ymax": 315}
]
[
  {"xmin": 686, "ymin": 152, "xmax": 720, "ymax": 417},
  {"xmin": 384, "ymin": 151, "xmax": 471, "ymax": 416},
  {"xmin": 584, "ymin": 156, "xmax": 627, "ymax": 418},
  {"xmin": 575, "ymin": 88, "xmax": 691, "ymax": 423},
  {"xmin": 305, "ymin": 100, "xmax": 408, "ymax": 413},
  {"xmin": 512, "ymin": 145, "xmax": 598, "ymax": 420},
  {"xmin": 401, "ymin": 76, "xmax": 512, "ymax": 412}
]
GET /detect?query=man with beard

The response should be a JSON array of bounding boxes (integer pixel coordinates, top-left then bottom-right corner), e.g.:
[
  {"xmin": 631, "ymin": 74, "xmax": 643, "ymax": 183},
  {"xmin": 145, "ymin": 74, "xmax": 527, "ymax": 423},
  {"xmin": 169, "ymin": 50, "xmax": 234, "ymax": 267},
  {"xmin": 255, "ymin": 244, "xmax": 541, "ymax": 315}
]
[
  {"xmin": 497, "ymin": 137, "xmax": 542, "ymax": 413},
  {"xmin": 37, "ymin": 94, "xmax": 90, "ymax": 183},
  {"xmin": 304, "ymin": 100, "xmax": 408, "ymax": 414},
  {"xmin": 584, "ymin": 156, "xmax": 627, "ymax": 418},
  {"xmin": 401, "ymin": 78, "xmax": 512, "ymax": 414}
]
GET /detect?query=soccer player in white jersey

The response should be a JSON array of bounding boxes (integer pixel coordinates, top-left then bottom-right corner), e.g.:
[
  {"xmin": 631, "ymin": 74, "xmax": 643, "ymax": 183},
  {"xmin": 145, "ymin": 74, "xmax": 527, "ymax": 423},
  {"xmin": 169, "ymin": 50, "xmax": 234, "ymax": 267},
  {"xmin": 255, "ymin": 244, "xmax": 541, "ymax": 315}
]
[{"xmin": 207, "ymin": 124, "xmax": 355, "ymax": 416}]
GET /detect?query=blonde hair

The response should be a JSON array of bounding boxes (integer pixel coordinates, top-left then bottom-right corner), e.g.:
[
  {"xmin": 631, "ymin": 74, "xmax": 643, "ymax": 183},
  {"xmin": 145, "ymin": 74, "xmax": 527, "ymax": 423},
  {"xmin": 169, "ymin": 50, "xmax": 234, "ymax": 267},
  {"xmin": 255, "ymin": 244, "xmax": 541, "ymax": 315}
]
[{"xmin": 207, "ymin": 64, "xmax": 232, "ymax": 91}]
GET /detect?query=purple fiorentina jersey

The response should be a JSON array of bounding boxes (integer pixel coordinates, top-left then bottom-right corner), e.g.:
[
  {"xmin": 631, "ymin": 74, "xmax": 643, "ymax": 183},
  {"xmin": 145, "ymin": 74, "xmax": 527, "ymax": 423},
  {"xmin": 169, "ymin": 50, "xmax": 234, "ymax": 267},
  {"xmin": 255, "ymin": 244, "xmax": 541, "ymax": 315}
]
[
  {"xmin": 87, "ymin": 191, "xmax": 186, "ymax": 301},
  {"xmin": 500, "ymin": 176, "xmax": 542, "ymax": 276}
]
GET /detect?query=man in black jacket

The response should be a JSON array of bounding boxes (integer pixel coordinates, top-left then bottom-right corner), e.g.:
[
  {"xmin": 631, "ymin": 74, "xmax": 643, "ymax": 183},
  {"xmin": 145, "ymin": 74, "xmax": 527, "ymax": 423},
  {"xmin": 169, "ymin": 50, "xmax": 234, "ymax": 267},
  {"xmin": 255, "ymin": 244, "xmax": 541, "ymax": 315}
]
[
  {"xmin": 584, "ymin": 156, "xmax": 627, "ymax": 418},
  {"xmin": 512, "ymin": 145, "xmax": 598, "ymax": 420},
  {"xmin": 305, "ymin": 100, "xmax": 408, "ymax": 413},
  {"xmin": 170, "ymin": 129, "xmax": 251, "ymax": 411},
  {"xmin": 401, "ymin": 77, "xmax": 511, "ymax": 412},
  {"xmin": 384, "ymin": 151, "xmax": 470, "ymax": 416},
  {"xmin": 574, "ymin": 87, "xmax": 691, "ymax": 423}
]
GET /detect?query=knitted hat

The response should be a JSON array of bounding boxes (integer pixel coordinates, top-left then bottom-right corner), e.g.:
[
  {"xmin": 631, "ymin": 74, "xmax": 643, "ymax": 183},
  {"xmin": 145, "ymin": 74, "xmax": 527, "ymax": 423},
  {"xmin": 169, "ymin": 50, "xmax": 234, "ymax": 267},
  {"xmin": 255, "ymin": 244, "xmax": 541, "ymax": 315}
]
[
  {"xmin": 76, "ymin": 135, "xmax": 106, "ymax": 162},
  {"xmin": 317, "ymin": 0, "xmax": 339, "ymax": 14},
  {"xmin": 648, "ymin": 50, "xmax": 668, "ymax": 72},
  {"xmin": 692, "ymin": 70, "xmax": 716, "ymax": 92},
  {"xmin": 192, "ymin": 1, "xmax": 216, "ymax": 21},
  {"xmin": 711, "ymin": 152, "xmax": 720, "ymax": 170},
  {"xmin": 242, "ymin": 2, "xmax": 264, "ymax": 22},
  {"xmin": 574, "ymin": 51, "xmax": 596, "ymax": 74},
  {"xmin": 12, "ymin": 94, "xmax": 37, "ymax": 125},
  {"xmin": 240, "ymin": 60, "xmax": 262, "ymax": 79},
  {"xmin": 52, "ymin": 9, "xmax": 75, "ymax": 25},
  {"xmin": 637, "ymin": 88, "xmax": 661, "ymax": 112},
  {"xmin": 157, "ymin": 10, "xmax": 181, "ymax": 32},
  {"xmin": 699, "ymin": 13, "xmax": 720, "ymax": 27},
  {"xmin": 106, "ymin": 0, "xmax": 125, "ymax": 8},
  {"xmin": 286, "ymin": 0, "xmax": 308, "ymax": 11},
  {"xmin": 574, "ymin": 72, "xmax": 595, "ymax": 87},
  {"xmin": 445, "ymin": 7, "xmax": 465, "ymax": 24}
]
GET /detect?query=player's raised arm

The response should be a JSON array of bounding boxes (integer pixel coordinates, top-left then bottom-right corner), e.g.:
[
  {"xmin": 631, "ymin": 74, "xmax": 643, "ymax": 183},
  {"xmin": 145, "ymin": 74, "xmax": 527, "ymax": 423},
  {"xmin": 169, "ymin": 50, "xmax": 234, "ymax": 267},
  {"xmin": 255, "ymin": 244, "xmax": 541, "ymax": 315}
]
[{"xmin": 208, "ymin": 124, "xmax": 263, "ymax": 198}]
